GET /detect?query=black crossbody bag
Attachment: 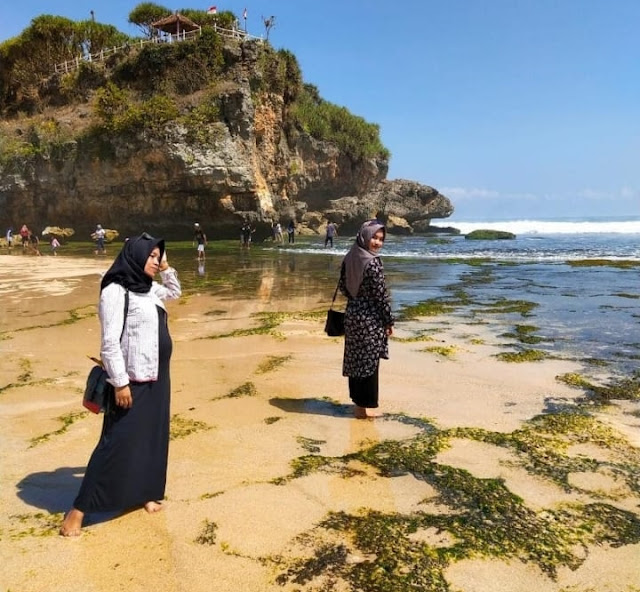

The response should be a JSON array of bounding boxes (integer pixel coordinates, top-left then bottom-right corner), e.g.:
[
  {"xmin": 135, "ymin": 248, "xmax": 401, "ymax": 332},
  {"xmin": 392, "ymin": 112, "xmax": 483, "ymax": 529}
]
[{"xmin": 324, "ymin": 280, "xmax": 345, "ymax": 337}]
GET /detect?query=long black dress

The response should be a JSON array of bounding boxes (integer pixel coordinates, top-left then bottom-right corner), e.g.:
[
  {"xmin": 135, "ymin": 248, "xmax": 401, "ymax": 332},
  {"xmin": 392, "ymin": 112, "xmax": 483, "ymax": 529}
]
[
  {"xmin": 74, "ymin": 307, "xmax": 172, "ymax": 512},
  {"xmin": 339, "ymin": 258, "xmax": 393, "ymax": 408}
]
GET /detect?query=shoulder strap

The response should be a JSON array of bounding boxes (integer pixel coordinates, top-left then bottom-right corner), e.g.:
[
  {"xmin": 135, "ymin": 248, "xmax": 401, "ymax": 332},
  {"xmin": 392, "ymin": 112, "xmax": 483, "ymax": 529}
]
[
  {"xmin": 329, "ymin": 277, "xmax": 341, "ymax": 309},
  {"xmin": 120, "ymin": 290, "xmax": 129, "ymax": 341}
]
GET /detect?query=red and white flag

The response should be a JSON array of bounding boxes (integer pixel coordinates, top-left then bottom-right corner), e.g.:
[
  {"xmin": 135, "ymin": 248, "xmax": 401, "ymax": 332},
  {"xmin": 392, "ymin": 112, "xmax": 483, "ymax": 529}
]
[
  {"xmin": 207, "ymin": 6, "xmax": 217, "ymax": 14},
  {"xmin": 243, "ymin": 8, "xmax": 248, "ymax": 19}
]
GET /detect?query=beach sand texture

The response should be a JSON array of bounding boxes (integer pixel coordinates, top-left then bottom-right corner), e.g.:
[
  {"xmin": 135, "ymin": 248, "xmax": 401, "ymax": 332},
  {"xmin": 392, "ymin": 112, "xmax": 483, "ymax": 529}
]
[{"xmin": 1, "ymin": 255, "xmax": 639, "ymax": 592}]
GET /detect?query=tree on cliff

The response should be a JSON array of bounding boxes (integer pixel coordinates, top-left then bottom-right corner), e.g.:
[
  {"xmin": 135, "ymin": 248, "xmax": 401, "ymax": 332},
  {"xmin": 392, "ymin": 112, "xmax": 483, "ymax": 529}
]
[
  {"xmin": 0, "ymin": 15, "xmax": 128, "ymax": 114},
  {"xmin": 128, "ymin": 2, "xmax": 171, "ymax": 38},
  {"xmin": 128, "ymin": 3, "xmax": 237, "ymax": 39}
]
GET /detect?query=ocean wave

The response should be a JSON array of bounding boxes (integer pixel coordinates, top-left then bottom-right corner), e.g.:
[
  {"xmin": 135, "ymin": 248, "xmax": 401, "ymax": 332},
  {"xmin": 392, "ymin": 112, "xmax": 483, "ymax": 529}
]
[
  {"xmin": 270, "ymin": 246, "xmax": 640, "ymax": 263},
  {"xmin": 441, "ymin": 219, "xmax": 640, "ymax": 235}
]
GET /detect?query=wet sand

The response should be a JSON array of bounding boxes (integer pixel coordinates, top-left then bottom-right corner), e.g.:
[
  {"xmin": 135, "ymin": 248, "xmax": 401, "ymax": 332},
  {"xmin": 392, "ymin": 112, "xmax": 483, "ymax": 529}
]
[{"xmin": 1, "ymin": 254, "xmax": 639, "ymax": 592}]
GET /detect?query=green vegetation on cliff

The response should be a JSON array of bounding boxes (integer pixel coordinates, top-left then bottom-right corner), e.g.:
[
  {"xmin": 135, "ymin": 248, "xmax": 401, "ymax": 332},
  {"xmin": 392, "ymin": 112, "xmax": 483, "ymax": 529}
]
[
  {"xmin": 0, "ymin": 5, "xmax": 389, "ymax": 164},
  {"xmin": 291, "ymin": 83, "xmax": 390, "ymax": 160}
]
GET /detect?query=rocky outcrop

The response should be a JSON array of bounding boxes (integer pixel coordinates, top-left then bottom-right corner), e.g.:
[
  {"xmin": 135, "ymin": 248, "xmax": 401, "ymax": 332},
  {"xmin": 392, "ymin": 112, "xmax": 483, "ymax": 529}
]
[
  {"xmin": 318, "ymin": 179, "xmax": 454, "ymax": 235},
  {"xmin": 0, "ymin": 43, "xmax": 453, "ymax": 239}
]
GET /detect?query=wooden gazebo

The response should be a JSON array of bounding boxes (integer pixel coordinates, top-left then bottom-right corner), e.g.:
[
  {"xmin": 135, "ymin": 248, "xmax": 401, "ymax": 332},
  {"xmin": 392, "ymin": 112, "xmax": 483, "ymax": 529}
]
[{"xmin": 151, "ymin": 13, "xmax": 201, "ymax": 41}]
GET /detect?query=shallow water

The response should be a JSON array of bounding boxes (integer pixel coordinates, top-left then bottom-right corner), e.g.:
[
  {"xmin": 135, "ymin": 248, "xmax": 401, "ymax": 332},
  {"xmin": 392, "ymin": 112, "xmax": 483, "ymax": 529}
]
[{"xmin": 55, "ymin": 235, "xmax": 640, "ymax": 376}]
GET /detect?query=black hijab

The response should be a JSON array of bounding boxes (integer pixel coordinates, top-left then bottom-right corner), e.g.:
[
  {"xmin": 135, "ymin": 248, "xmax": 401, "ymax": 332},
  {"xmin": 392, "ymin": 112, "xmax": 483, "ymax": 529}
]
[{"xmin": 100, "ymin": 233, "xmax": 165, "ymax": 293}]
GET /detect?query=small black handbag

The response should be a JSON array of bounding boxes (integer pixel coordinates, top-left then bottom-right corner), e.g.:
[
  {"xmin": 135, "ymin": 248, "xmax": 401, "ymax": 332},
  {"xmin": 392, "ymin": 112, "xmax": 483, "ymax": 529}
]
[
  {"xmin": 83, "ymin": 291, "xmax": 129, "ymax": 414},
  {"xmin": 324, "ymin": 280, "xmax": 345, "ymax": 337},
  {"xmin": 83, "ymin": 364, "xmax": 114, "ymax": 414}
]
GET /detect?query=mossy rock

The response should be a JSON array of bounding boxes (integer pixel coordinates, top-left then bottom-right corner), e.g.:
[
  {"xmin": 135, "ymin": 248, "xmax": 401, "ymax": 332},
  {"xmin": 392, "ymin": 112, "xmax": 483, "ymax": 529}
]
[
  {"xmin": 465, "ymin": 229, "xmax": 516, "ymax": 240},
  {"xmin": 41, "ymin": 226, "xmax": 75, "ymax": 238}
]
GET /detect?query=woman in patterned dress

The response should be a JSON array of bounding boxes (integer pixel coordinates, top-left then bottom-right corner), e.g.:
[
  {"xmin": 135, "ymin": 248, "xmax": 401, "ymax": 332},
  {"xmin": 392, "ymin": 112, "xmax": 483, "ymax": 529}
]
[{"xmin": 339, "ymin": 220, "xmax": 394, "ymax": 418}]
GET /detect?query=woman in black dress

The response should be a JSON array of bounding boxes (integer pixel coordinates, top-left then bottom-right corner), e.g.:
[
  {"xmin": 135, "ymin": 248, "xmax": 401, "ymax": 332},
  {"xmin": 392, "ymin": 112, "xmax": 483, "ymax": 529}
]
[
  {"xmin": 60, "ymin": 233, "xmax": 181, "ymax": 536},
  {"xmin": 339, "ymin": 220, "xmax": 394, "ymax": 418}
]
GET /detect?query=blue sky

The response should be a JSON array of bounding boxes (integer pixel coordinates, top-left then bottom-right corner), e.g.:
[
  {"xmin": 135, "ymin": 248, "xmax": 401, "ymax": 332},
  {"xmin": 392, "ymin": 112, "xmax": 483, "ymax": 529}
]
[{"xmin": 3, "ymin": 1, "xmax": 639, "ymax": 220}]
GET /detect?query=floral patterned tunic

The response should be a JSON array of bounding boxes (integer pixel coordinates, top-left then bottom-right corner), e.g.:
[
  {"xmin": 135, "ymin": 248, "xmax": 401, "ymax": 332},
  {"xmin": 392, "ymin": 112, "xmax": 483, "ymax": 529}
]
[{"xmin": 339, "ymin": 257, "xmax": 394, "ymax": 378}]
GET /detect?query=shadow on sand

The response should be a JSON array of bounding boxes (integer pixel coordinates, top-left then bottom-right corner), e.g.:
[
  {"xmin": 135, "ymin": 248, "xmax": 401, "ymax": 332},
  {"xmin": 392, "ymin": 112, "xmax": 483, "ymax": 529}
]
[
  {"xmin": 16, "ymin": 467, "xmax": 123, "ymax": 526},
  {"xmin": 269, "ymin": 396, "xmax": 353, "ymax": 418}
]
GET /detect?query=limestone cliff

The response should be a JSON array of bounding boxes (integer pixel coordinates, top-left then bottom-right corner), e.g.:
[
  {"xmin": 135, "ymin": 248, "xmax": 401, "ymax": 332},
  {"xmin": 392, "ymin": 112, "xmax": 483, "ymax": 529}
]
[{"xmin": 0, "ymin": 37, "xmax": 453, "ymax": 239}]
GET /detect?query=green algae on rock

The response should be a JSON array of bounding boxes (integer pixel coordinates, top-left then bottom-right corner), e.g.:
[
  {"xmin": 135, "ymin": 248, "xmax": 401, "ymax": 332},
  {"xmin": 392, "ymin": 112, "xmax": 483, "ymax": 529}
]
[
  {"xmin": 255, "ymin": 355, "xmax": 292, "ymax": 374},
  {"xmin": 195, "ymin": 520, "xmax": 218, "ymax": 545},
  {"xmin": 465, "ymin": 229, "xmax": 516, "ymax": 240},
  {"xmin": 222, "ymin": 381, "xmax": 257, "ymax": 399},
  {"xmin": 421, "ymin": 345, "xmax": 459, "ymax": 358},
  {"xmin": 271, "ymin": 410, "xmax": 640, "ymax": 590},
  {"xmin": 8, "ymin": 512, "xmax": 65, "ymax": 539},
  {"xmin": 495, "ymin": 349, "xmax": 548, "ymax": 362},
  {"xmin": 29, "ymin": 411, "xmax": 87, "ymax": 448},
  {"xmin": 557, "ymin": 371, "xmax": 640, "ymax": 402},
  {"xmin": 169, "ymin": 414, "xmax": 212, "ymax": 440}
]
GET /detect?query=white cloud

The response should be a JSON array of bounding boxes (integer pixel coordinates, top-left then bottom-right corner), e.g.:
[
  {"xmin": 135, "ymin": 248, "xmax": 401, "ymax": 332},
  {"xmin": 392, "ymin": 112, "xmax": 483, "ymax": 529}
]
[
  {"xmin": 620, "ymin": 186, "xmax": 638, "ymax": 199},
  {"xmin": 440, "ymin": 187, "xmax": 500, "ymax": 200},
  {"xmin": 443, "ymin": 185, "xmax": 638, "ymax": 220},
  {"xmin": 574, "ymin": 187, "xmax": 639, "ymax": 202},
  {"xmin": 442, "ymin": 187, "xmax": 539, "ymax": 202},
  {"xmin": 576, "ymin": 188, "xmax": 609, "ymax": 200}
]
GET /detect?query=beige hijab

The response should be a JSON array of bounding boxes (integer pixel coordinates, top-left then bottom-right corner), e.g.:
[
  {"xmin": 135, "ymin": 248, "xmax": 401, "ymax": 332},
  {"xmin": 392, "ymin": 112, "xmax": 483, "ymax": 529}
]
[{"xmin": 343, "ymin": 220, "xmax": 386, "ymax": 298}]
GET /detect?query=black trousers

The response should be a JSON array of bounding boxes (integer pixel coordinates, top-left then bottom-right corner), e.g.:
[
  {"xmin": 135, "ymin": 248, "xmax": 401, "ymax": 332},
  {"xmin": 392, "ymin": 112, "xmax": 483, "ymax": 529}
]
[{"xmin": 348, "ymin": 365, "xmax": 379, "ymax": 408}]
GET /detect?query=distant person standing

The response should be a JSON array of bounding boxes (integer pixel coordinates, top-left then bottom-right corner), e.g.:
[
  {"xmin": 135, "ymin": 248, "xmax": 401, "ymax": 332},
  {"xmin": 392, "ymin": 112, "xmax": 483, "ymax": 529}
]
[
  {"xmin": 274, "ymin": 222, "xmax": 283, "ymax": 244},
  {"xmin": 193, "ymin": 223, "xmax": 207, "ymax": 260},
  {"xmin": 50, "ymin": 236, "xmax": 61, "ymax": 256},
  {"xmin": 94, "ymin": 224, "xmax": 106, "ymax": 255},
  {"xmin": 5, "ymin": 228, "xmax": 13, "ymax": 250},
  {"xmin": 324, "ymin": 222, "xmax": 338, "ymax": 248},
  {"xmin": 28, "ymin": 232, "xmax": 42, "ymax": 256},
  {"xmin": 20, "ymin": 225, "xmax": 30, "ymax": 250},
  {"xmin": 240, "ymin": 219, "xmax": 255, "ymax": 249},
  {"xmin": 287, "ymin": 220, "xmax": 296, "ymax": 244}
]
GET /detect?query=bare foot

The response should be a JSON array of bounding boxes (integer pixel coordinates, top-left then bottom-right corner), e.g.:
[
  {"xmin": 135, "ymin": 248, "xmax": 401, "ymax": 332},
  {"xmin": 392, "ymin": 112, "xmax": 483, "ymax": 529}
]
[
  {"xmin": 365, "ymin": 409, "xmax": 383, "ymax": 418},
  {"xmin": 144, "ymin": 501, "xmax": 163, "ymax": 513},
  {"xmin": 60, "ymin": 508, "xmax": 84, "ymax": 537},
  {"xmin": 353, "ymin": 405, "xmax": 367, "ymax": 419}
]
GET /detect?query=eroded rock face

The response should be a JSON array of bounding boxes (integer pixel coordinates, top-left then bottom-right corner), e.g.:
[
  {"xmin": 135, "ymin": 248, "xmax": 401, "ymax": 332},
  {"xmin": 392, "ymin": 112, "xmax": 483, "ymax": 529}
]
[
  {"xmin": 324, "ymin": 179, "xmax": 454, "ymax": 235},
  {"xmin": 0, "ymin": 88, "xmax": 452, "ymax": 239}
]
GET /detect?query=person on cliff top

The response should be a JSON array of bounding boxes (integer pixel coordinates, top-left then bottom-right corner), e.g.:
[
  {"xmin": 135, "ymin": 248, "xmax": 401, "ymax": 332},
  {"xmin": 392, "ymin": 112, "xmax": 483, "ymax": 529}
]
[{"xmin": 193, "ymin": 223, "xmax": 207, "ymax": 260}]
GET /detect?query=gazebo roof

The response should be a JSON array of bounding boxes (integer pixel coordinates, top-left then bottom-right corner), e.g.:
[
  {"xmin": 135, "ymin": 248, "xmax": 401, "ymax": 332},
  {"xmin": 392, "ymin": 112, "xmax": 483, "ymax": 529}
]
[{"xmin": 151, "ymin": 13, "xmax": 200, "ymax": 34}]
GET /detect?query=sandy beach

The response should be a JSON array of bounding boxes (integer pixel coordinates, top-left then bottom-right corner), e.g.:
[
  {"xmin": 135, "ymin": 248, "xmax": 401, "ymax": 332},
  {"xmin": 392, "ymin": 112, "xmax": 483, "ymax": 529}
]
[{"xmin": 1, "ymin": 253, "xmax": 639, "ymax": 592}]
